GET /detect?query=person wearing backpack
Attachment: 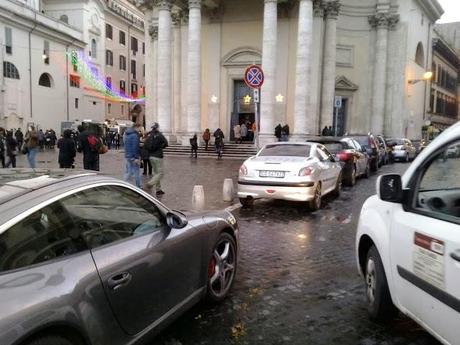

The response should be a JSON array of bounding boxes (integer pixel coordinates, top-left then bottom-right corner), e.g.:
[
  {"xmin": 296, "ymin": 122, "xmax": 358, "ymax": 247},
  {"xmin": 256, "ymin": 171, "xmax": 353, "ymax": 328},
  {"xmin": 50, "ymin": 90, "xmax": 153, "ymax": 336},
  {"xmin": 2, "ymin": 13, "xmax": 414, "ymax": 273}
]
[
  {"xmin": 145, "ymin": 123, "xmax": 168, "ymax": 196},
  {"xmin": 77, "ymin": 123, "xmax": 101, "ymax": 171}
]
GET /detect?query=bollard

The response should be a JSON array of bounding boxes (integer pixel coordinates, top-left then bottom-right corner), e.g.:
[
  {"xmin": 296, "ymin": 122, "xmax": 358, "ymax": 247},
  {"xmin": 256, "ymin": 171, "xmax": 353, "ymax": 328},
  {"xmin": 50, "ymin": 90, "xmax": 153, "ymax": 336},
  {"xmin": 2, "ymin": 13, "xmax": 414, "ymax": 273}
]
[
  {"xmin": 223, "ymin": 178, "xmax": 234, "ymax": 202},
  {"xmin": 192, "ymin": 185, "xmax": 205, "ymax": 211}
]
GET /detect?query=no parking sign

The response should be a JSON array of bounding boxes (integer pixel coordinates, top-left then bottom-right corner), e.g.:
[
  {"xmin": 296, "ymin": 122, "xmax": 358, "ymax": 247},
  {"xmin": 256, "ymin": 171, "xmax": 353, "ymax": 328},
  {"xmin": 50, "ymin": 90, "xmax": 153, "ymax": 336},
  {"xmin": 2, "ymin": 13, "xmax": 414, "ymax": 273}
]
[{"xmin": 244, "ymin": 65, "xmax": 264, "ymax": 89}]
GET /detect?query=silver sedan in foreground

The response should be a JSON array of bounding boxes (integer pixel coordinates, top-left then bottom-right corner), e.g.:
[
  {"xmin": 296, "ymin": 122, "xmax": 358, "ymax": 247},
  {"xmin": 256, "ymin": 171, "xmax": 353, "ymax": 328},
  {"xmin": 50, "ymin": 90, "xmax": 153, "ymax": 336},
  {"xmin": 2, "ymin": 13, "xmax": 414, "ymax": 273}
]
[
  {"xmin": 238, "ymin": 142, "xmax": 342, "ymax": 210},
  {"xmin": 0, "ymin": 169, "xmax": 238, "ymax": 345}
]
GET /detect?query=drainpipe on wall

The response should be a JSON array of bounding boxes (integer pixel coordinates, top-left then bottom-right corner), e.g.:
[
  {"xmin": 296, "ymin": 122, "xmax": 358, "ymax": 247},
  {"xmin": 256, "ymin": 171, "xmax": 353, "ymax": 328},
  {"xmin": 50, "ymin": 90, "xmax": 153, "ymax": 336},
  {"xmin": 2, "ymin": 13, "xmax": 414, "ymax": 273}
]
[
  {"xmin": 423, "ymin": 22, "xmax": 432, "ymax": 121},
  {"xmin": 29, "ymin": 18, "xmax": 38, "ymax": 121}
]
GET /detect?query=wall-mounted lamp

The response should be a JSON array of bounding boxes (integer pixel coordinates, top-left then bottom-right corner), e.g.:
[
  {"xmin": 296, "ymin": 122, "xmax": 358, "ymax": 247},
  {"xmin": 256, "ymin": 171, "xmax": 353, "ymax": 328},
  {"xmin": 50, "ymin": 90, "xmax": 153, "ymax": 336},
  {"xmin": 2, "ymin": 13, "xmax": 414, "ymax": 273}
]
[{"xmin": 408, "ymin": 71, "xmax": 433, "ymax": 85}]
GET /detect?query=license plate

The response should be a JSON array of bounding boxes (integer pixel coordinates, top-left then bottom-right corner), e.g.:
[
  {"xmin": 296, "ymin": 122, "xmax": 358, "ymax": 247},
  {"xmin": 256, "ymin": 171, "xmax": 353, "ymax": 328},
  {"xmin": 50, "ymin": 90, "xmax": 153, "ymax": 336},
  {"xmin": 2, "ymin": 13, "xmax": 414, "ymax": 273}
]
[{"xmin": 259, "ymin": 170, "xmax": 285, "ymax": 178}]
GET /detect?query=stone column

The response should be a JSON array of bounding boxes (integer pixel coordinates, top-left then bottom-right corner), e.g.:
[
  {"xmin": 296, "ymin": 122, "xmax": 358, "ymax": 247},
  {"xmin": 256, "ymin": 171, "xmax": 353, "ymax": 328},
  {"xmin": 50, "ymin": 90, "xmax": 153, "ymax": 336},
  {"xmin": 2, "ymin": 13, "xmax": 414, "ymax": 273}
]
[
  {"xmin": 320, "ymin": 0, "xmax": 340, "ymax": 131},
  {"xmin": 369, "ymin": 13, "xmax": 399, "ymax": 134},
  {"xmin": 172, "ymin": 11, "xmax": 182, "ymax": 137},
  {"xmin": 292, "ymin": 0, "xmax": 314, "ymax": 139},
  {"xmin": 312, "ymin": 0, "xmax": 325, "ymax": 133},
  {"xmin": 187, "ymin": 0, "xmax": 202, "ymax": 135},
  {"xmin": 259, "ymin": 0, "xmax": 278, "ymax": 145},
  {"xmin": 157, "ymin": 0, "xmax": 172, "ymax": 134},
  {"xmin": 144, "ymin": 10, "xmax": 157, "ymax": 130}
]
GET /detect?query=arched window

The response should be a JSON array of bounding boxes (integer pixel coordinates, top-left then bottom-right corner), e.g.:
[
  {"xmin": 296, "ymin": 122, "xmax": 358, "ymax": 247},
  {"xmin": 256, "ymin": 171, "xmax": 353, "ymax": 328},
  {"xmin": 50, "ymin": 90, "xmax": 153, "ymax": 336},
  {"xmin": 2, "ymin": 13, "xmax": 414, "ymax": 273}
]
[
  {"xmin": 60, "ymin": 14, "xmax": 68, "ymax": 24},
  {"xmin": 415, "ymin": 42, "xmax": 424, "ymax": 67},
  {"xmin": 90, "ymin": 39, "xmax": 97, "ymax": 58},
  {"xmin": 3, "ymin": 61, "xmax": 20, "ymax": 79},
  {"xmin": 38, "ymin": 73, "xmax": 53, "ymax": 87}
]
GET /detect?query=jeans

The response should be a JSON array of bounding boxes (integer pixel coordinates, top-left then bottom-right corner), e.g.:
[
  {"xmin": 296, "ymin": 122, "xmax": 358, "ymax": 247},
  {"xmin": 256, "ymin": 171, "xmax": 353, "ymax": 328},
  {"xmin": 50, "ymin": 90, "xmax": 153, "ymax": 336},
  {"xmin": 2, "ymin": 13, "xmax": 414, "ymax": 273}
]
[
  {"xmin": 27, "ymin": 147, "xmax": 38, "ymax": 168},
  {"xmin": 124, "ymin": 158, "xmax": 141, "ymax": 188},
  {"xmin": 148, "ymin": 157, "xmax": 164, "ymax": 191}
]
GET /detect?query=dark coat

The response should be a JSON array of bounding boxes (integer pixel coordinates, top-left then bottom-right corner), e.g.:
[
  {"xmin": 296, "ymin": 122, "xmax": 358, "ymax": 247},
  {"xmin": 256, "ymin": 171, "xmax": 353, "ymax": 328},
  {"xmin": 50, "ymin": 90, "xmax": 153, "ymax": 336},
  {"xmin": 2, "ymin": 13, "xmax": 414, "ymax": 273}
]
[
  {"xmin": 5, "ymin": 136, "xmax": 17, "ymax": 157},
  {"xmin": 145, "ymin": 131, "xmax": 168, "ymax": 158},
  {"xmin": 58, "ymin": 137, "xmax": 76, "ymax": 167},
  {"xmin": 77, "ymin": 130, "xmax": 100, "ymax": 165}
]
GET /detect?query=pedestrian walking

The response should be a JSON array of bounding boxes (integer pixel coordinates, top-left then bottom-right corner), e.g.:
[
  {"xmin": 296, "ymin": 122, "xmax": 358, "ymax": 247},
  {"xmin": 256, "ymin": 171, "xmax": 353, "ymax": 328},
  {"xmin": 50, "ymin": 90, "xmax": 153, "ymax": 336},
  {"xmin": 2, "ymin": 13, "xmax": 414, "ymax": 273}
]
[
  {"xmin": 321, "ymin": 126, "xmax": 329, "ymax": 136},
  {"xmin": 0, "ymin": 128, "xmax": 6, "ymax": 168},
  {"xmin": 140, "ymin": 134, "xmax": 152, "ymax": 175},
  {"xmin": 77, "ymin": 123, "xmax": 102, "ymax": 171},
  {"xmin": 24, "ymin": 126, "xmax": 39, "ymax": 168},
  {"xmin": 15, "ymin": 128, "xmax": 23, "ymax": 151},
  {"xmin": 233, "ymin": 124, "xmax": 242, "ymax": 144},
  {"xmin": 240, "ymin": 123, "xmax": 248, "ymax": 142},
  {"xmin": 38, "ymin": 129, "xmax": 45, "ymax": 151},
  {"xmin": 145, "ymin": 123, "xmax": 168, "ymax": 196},
  {"xmin": 214, "ymin": 128, "xmax": 224, "ymax": 160},
  {"xmin": 202, "ymin": 128, "xmax": 211, "ymax": 150},
  {"xmin": 190, "ymin": 134, "xmax": 198, "ymax": 158},
  {"xmin": 57, "ymin": 129, "xmax": 76, "ymax": 168},
  {"xmin": 123, "ymin": 124, "xmax": 141, "ymax": 188},
  {"xmin": 5, "ymin": 131, "xmax": 18, "ymax": 168},
  {"xmin": 275, "ymin": 124, "xmax": 282, "ymax": 141},
  {"xmin": 250, "ymin": 122, "xmax": 256, "ymax": 141}
]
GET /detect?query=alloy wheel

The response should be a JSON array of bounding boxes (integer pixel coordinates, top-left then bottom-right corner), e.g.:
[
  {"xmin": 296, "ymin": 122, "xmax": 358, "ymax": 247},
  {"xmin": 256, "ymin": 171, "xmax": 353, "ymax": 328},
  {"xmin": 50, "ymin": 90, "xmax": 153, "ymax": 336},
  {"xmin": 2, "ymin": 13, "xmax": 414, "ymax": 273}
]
[
  {"xmin": 366, "ymin": 258, "xmax": 376, "ymax": 305},
  {"xmin": 208, "ymin": 237, "xmax": 236, "ymax": 299}
]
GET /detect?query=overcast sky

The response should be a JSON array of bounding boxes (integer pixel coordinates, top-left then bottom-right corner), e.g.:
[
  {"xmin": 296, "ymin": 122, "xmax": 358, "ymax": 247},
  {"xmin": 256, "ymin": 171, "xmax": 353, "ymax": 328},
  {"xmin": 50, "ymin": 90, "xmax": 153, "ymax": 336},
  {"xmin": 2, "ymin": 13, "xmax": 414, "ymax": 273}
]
[{"xmin": 437, "ymin": 0, "xmax": 460, "ymax": 23}]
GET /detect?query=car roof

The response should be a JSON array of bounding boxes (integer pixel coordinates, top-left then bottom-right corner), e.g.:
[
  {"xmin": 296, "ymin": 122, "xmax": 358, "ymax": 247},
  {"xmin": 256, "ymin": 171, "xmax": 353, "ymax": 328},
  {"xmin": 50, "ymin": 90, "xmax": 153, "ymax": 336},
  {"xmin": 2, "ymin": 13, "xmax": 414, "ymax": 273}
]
[
  {"xmin": 0, "ymin": 169, "xmax": 97, "ymax": 205},
  {"xmin": 263, "ymin": 142, "xmax": 313, "ymax": 147},
  {"xmin": 305, "ymin": 136, "xmax": 345, "ymax": 144}
]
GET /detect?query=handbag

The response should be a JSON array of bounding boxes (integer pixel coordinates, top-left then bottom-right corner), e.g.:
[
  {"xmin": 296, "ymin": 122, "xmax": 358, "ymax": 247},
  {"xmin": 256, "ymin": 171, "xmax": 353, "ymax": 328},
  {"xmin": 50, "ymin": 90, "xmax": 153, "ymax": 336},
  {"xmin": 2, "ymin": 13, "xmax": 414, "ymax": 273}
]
[
  {"xmin": 21, "ymin": 146, "xmax": 28, "ymax": 155},
  {"xmin": 98, "ymin": 144, "xmax": 108, "ymax": 154}
]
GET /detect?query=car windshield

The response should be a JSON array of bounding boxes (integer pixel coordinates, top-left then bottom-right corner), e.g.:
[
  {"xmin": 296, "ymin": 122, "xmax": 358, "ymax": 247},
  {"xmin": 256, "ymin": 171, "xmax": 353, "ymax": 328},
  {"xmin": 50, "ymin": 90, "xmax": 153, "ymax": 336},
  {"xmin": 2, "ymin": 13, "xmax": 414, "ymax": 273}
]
[
  {"xmin": 323, "ymin": 143, "xmax": 347, "ymax": 154},
  {"xmin": 259, "ymin": 144, "xmax": 311, "ymax": 157},
  {"xmin": 353, "ymin": 137, "xmax": 370, "ymax": 147}
]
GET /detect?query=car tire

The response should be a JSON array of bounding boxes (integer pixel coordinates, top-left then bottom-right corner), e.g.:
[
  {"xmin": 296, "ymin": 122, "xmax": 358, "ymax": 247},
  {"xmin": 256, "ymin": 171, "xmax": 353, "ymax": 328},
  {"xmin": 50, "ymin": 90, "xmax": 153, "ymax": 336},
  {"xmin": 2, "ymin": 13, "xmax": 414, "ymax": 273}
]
[
  {"xmin": 206, "ymin": 232, "xmax": 237, "ymax": 303},
  {"xmin": 365, "ymin": 246, "xmax": 398, "ymax": 322},
  {"xmin": 308, "ymin": 182, "xmax": 322, "ymax": 211},
  {"xmin": 332, "ymin": 174, "xmax": 342, "ymax": 197},
  {"xmin": 346, "ymin": 167, "xmax": 356, "ymax": 187},
  {"xmin": 239, "ymin": 197, "xmax": 253, "ymax": 208},
  {"xmin": 25, "ymin": 335, "xmax": 79, "ymax": 345}
]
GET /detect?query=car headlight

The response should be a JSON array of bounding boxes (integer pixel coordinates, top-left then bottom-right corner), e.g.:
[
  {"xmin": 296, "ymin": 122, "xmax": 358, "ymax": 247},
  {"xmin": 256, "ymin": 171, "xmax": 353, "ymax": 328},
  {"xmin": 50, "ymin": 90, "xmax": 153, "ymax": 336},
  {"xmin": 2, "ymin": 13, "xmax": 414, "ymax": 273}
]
[
  {"xmin": 239, "ymin": 164, "xmax": 248, "ymax": 176},
  {"xmin": 299, "ymin": 167, "xmax": 314, "ymax": 176},
  {"xmin": 226, "ymin": 213, "xmax": 237, "ymax": 225}
]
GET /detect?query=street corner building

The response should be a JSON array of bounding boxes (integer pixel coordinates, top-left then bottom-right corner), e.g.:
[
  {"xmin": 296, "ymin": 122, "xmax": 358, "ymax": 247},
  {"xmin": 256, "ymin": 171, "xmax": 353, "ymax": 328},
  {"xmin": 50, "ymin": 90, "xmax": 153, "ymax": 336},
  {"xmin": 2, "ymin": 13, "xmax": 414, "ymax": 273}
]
[{"xmin": 138, "ymin": 0, "xmax": 446, "ymax": 144}]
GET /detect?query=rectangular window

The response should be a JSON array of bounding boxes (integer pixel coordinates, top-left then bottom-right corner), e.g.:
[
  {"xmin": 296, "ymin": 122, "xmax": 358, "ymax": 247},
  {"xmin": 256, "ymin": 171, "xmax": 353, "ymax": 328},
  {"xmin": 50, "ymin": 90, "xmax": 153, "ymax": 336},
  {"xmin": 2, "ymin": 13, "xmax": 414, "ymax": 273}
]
[
  {"xmin": 131, "ymin": 60, "xmax": 136, "ymax": 79},
  {"xmin": 121, "ymin": 105, "xmax": 124, "ymax": 115},
  {"xmin": 106, "ymin": 23, "xmax": 113, "ymax": 39},
  {"xmin": 120, "ymin": 80, "xmax": 126, "ymax": 94},
  {"xmin": 5, "ymin": 27, "xmax": 12, "ymax": 54},
  {"xmin": 143, "ymin": 64, "xmax": 145, "ymax": 77},
  {"xmin": 119, "ymin": 30, "xmax": 126, "ymax": 45},
  {"xmin": 69, "ymin": 75, "xmax": 80, "ymax": 88},
  {"xmin": 119, "ymin": 55, "xmax": 126, "ymax": 71},
  {"xmin": 131, "ymin": 37, "xmax": 138, "ymax": 55},
  {"xmin": 106, "ymin": 50, "xmax": 113, "ymax": 66},
  {"xmin": 142, "ymin": 42, "xmax": 145, "ymax": 55},
  {"xmin": 75, "ymin": 98, "xmax": 79, "ymax": 109},
  {"xmin": 106, "ymin": 76, "xmax": 112, "ymax": 88},
  {"xmin": 131, "ymin": 83, "xmax": 138, "ymax": 97},
  {"xmin": 43, "ymin": 40, "xmax": 50, "ymax": 64},
  {"xmin": 108, "ymin": 103, "xmax": 111, "ymax": 114}
]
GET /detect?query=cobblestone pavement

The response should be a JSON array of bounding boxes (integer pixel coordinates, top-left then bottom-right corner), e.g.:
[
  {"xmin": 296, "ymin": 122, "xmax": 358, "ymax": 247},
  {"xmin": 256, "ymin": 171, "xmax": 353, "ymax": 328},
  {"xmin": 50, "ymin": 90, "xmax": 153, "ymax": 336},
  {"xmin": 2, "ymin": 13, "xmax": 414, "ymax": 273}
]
[
  {"xmin": 13, "ymin": 150, "xmax": 440, "ymax": 345},
  {"xmin": 153, "ymin": 163, "xmax": 440, "ymax": 345}
]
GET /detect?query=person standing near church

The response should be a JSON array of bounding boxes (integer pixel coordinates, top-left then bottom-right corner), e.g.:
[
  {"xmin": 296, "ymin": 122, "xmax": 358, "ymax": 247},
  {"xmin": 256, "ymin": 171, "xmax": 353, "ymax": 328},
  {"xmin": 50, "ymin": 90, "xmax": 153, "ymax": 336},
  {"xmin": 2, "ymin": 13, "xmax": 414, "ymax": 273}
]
[{"xmin": 145, "ymin": 123, "xmax": 168, "ymax": 196}]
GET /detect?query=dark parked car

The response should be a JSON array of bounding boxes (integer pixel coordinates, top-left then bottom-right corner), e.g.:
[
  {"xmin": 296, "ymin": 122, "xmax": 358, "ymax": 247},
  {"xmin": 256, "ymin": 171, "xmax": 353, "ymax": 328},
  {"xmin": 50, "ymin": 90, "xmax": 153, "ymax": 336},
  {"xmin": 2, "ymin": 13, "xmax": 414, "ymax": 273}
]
[
  {"xmin": 344, "ymin": 134, "xmax": 380, "ymax": 172},
  {"xmin": 375, "ymin": 135, "xmax": 389, "ymax": 166},
  {"xmin": 307, "ymin": 137, "xmax": 370, "ymax": 186},
  {"xmin": 0, "ymin": 169, "xmax": 239, "ymax": 345}
]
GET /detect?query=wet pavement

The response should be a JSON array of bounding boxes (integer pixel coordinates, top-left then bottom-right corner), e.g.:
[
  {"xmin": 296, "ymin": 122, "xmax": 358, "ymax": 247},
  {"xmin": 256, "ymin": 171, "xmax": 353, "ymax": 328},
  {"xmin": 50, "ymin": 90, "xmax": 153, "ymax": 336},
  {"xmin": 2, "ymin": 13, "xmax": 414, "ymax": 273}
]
[{"xmin": 13, "ymin": 150, "xmax": 440, "ymax": 344}]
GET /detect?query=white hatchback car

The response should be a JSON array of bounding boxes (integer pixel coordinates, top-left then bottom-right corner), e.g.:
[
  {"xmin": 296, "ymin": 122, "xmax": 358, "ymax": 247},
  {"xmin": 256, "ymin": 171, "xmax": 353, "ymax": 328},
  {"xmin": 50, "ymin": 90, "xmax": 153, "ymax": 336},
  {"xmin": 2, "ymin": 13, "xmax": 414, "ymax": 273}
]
[
  {"xmin": 356, "ymin": 122, "xmax": 460, "ymax": 345},
  {"xmin": 238, "ymin": 142, "xmax": 342, "ymax": 210}
]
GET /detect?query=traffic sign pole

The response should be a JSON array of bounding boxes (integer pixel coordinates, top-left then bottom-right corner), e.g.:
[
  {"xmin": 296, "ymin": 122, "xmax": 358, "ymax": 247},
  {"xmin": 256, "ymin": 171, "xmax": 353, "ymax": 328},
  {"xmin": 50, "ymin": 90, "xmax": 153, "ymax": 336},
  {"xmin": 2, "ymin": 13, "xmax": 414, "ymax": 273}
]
[{"xmin": 244, "ymin": 65, "xmax": 264, "ymax": 149}]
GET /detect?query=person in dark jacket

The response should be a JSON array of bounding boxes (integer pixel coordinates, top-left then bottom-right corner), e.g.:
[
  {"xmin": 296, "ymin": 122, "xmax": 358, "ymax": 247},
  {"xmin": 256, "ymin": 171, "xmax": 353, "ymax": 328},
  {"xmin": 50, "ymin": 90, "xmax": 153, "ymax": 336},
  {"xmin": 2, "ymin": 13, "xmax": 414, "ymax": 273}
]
[
  {"xmin": 140, "ymin": 133, "xmax": 152, "ymax": 175},
  {"xmin": 0, "ymin": 128, "xmax": 5, "ymax": 168},
  {"xmin": 5, "ymin": 131, "xmax": 18, "ymax": 168},
  {"xmin": 321, "ymin": 126, "xmax": 329, "ymax": 136},
  {"xmin": 77, "ymin": 124, "xmax": 101, "ymax": 171},
  {"xmin": 214, "ymin": 128, "xmax": 224, "ymax": 160},
  {"xmin": 15, "ymin": 128, "xmax": 24, "ymax": 151},
  {"xmin": 190, "ymin": 134, "xmax": 198, "ymax": 158},
  {"xmin": 145, "ymin": 123, "xmax": 168, "ymax": 195},
  {"xmin": 57, "ymin": 129, "xmax": 76, "ymax": 168},
  {"xmin": 123, "ymin": 124, "xmax": 141, "ymax": 188},
  {"xmin": 274, "ymin": 124, "xmax": 282, "ymax": 141}
]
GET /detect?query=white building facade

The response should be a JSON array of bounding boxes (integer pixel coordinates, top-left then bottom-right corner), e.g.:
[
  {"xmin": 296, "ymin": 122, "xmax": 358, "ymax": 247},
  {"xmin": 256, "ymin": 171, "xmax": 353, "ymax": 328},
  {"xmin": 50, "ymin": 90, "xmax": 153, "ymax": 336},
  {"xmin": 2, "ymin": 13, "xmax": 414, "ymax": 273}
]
[
  {"xmin": 0, "ymin": 0, "xmax": 146, "ymax": 132},
  {"xmin": 139, "ymin": 0, "xmax": 444, "ymax": 144}
]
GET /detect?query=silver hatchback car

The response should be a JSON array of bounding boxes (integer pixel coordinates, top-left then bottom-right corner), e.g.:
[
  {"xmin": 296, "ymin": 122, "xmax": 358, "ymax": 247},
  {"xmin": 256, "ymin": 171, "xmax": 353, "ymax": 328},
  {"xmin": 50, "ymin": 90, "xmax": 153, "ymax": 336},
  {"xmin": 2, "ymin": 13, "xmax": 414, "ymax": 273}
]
[{"xmin": 0, "ymin": 170, "xmax": 239, "ymax": 345}]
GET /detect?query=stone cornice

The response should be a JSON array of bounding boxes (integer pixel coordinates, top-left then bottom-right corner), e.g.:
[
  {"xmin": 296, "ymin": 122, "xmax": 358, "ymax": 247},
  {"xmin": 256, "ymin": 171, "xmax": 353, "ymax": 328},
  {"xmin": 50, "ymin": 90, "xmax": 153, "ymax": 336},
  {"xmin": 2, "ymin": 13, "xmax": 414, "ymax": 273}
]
[
  {"xmin": 416, "ymin": 0, "xmax": 444, "ymax": 23},
  {"xmin": 324, "ymin": 1, "xmax": 341, "ymax": 19},
  {"xmin": 368, "ymin": 13, "xmax": 399, "ymax": 30}
]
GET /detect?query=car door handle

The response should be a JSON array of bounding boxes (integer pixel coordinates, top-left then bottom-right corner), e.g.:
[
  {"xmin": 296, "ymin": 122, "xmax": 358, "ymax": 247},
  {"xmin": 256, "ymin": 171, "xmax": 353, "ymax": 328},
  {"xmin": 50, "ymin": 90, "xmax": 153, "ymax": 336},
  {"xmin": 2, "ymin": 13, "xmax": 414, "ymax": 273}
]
[
  {"xmin": 450, "ymin": 250, "xmax": 460, "ymax": 262},
  {"xmin": 107, "ymin": 272, "xmax": 132, "ymax": 290}
]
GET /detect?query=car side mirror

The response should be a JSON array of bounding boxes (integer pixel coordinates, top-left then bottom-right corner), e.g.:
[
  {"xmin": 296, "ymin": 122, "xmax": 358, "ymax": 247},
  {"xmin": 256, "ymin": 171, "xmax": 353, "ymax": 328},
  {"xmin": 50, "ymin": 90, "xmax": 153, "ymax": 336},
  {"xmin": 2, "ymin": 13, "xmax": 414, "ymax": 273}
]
[
  {"xmin": 166, "ymin": 210, "xmax": 188, "ymax": 229},
  {"xmin": 377, "ymin": 174, "xmax": 403, "ymax": 203}
]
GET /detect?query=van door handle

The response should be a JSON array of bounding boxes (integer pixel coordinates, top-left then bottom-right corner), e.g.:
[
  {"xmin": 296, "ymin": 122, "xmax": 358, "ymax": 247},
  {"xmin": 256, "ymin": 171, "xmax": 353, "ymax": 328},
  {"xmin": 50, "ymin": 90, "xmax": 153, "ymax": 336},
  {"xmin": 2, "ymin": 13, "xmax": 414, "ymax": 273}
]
[
  {"xmin": 107, "ymin": 272, "xmax": 132, "ymax": 290},
  {"xmin": 450, "ymin": 250, "xmax": 460, "ymax": 262}
]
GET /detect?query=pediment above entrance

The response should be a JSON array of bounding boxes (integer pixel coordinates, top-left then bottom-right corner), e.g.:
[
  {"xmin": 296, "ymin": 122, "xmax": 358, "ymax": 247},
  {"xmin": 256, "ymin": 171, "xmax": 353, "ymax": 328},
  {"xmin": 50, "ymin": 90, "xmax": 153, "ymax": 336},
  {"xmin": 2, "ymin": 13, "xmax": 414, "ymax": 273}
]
[
  {"xmin": 222, "ymin": 47, "xmax": 262, "ymax": 67},
  {"xmin": 335, "ymin": 75, "xmax": 358, "ymax": 91}
]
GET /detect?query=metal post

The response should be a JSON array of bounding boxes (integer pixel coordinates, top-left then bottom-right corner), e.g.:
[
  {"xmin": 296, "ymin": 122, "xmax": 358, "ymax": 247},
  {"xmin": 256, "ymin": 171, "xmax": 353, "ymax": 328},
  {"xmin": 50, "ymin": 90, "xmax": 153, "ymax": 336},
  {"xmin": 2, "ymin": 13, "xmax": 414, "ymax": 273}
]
[
  {"xmin": 334, "ymin": 106, "xmax": 338, "ymax": 136},
  {"xmin": 255, "ymin": 101, "xmax": 259, "ymax": 149}
]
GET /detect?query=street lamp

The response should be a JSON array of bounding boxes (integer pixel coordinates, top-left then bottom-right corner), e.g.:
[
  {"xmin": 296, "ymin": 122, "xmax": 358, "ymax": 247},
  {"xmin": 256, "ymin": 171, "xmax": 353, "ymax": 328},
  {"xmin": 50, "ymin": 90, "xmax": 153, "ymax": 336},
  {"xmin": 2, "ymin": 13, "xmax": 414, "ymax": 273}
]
[{"xmin": 408, "ymin": 71, "xmax": 433, "ymax": 85}]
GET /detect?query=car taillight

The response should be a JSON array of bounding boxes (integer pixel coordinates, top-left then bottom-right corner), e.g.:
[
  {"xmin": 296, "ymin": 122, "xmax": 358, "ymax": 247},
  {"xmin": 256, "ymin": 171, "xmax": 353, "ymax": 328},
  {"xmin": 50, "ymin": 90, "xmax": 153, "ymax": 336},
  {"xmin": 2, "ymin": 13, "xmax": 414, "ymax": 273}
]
[
  {"xmin": 299, "ymin": 167, "xmax": 313, "ymax": 176},
  {"xmin": 336, "ymin": 152, "xmax": 352, "ymax": 161},
  {"xmin": 239, "ymin": 164, "xmax": 248, "ymax": 176}
]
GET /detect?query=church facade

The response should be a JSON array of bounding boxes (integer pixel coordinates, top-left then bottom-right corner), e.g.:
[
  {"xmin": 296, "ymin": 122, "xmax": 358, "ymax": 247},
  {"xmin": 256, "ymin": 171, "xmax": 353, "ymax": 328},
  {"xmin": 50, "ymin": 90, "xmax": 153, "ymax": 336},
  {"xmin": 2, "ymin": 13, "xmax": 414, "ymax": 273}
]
[{"xmin": 138, "ymin": 0, "xmax": 444, "ymax": 144}]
